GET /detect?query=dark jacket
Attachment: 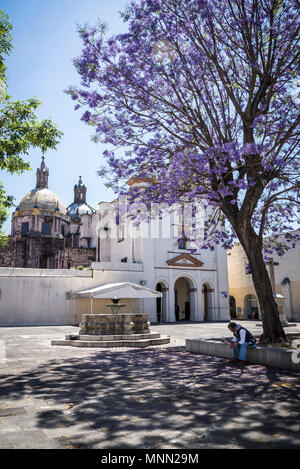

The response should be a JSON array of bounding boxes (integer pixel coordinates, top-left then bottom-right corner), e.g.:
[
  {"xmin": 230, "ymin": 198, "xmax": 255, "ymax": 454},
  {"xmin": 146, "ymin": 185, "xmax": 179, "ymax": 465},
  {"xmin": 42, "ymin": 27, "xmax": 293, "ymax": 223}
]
[{"xmin": 234, "ymin": 325, "xmax": 256, "ymax": 345}]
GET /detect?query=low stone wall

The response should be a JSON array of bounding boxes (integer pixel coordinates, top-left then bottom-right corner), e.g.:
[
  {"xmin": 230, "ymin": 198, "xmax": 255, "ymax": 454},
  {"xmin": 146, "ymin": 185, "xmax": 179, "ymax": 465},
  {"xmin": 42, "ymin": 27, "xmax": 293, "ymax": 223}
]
[
  {"xmin": 186, "ymin": 338, "xmax": 300, "ymax": 371},
  {"xmin": 91, "ymin": 261, "xmax": 143, "ymax": 272},
  {"xmin": 0, "ymin": 267, "xmax": 93, "ymax": 277}
]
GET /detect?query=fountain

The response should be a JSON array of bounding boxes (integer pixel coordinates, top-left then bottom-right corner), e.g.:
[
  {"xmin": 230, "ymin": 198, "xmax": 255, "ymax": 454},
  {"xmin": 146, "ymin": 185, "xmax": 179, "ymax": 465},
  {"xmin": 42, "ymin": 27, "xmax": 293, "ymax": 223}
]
[
  {"xmin": 51, "ymin": 282, "xmax": 170, "ymax": 348},
  {"xmin": 78, "ymin": 296, "xmax": 151, "ymax": 337},
  {"xmin": 107, "ymin": 297, "xmax": 126, "ymax": 315}
]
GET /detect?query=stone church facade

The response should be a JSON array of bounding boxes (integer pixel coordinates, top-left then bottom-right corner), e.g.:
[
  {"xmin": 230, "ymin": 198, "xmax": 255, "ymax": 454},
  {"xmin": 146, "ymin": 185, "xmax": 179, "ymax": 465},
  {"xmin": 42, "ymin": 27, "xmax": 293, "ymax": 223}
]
[
  {"xmin": 0, "ymin": 162, "xmax": 231, "ymax": 324},
  {"xmin": 94, "ymin": 178, "xmax": 230, "ymax": 323},
  {"xmin": 0, "ymin": 158, "xmax": 97, "ymax": 269}
]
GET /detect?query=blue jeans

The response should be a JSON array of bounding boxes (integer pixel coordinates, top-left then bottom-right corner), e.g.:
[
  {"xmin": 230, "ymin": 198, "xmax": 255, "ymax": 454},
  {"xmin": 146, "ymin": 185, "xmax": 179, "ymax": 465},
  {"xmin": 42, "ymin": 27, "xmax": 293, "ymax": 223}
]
[{"xmin": 233, "ymin": 342, "xmax": 256, "ymax": 361}]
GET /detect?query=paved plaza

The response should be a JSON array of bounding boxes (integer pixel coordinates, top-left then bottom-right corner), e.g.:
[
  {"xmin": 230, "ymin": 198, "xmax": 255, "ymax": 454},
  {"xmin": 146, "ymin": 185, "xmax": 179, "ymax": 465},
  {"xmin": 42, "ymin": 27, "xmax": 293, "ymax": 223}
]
[{"xmin": 0, "ymin": 321, "xmax": 300, "ymax": 449}]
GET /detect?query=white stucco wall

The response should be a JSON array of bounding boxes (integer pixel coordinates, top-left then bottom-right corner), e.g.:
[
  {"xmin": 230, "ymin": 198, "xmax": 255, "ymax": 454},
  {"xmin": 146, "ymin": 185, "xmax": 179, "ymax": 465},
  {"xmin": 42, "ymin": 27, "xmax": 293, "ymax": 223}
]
[
  {"xmin": 0, "ymin": 198, "xmax": 230, "ymax": 326},
  {"xmin": 0, "ymin": 267, "xmax": 149, "ymax": 326}
]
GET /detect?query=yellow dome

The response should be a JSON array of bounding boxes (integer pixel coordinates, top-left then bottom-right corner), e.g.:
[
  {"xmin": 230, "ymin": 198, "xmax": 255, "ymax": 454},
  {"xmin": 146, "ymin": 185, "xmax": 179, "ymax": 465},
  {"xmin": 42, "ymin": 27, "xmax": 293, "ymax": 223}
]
[{"xmin": 18, "ymin": 188, "xmax": 67, "ymax": 214}]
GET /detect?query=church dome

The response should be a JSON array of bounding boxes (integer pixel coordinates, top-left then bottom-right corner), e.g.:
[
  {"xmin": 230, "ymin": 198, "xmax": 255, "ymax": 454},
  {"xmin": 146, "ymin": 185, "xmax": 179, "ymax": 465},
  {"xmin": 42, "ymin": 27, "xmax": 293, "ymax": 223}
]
[
  {"xmin": 67, "ymin": 202, "xmax": 94, "ymax": 220},
  {"xmin": 18, "ymin": 188, "xmax": 67, "ymax": 214}
]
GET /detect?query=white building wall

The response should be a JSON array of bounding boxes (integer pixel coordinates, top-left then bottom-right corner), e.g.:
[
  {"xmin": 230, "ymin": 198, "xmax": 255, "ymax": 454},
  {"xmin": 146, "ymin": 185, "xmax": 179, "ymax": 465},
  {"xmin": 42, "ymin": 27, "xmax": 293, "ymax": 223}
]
[
  {"xmin": 95, "ymin": 199, "xmax": 230, "ymax": 324},
  {"xmin": 0, "ymin": 195, "xmax": 230, "ymax": 326},
  {"xmin": 0, "ymin": 268, "xmax": 93, "ymax": 326}
]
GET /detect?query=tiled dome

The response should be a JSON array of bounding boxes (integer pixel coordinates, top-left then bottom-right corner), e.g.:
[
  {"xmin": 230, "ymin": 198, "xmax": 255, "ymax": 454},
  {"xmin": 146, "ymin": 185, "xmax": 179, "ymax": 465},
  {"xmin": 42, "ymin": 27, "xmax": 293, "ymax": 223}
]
[
  {"xmin": 67, "ymin": 202, "xmax": 94, "ymax": 220},
  {"xmin": 18, "ymin": 188, "xmax": 67, "ymax": 214}
]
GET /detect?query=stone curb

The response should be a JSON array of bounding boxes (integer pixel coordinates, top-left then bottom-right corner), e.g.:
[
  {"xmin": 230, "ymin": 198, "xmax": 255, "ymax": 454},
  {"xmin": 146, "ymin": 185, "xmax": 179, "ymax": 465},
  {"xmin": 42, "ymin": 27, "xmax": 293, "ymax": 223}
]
[{"xmin": 186, "ymin": 338, "xmax": 300, "ymax": 371}]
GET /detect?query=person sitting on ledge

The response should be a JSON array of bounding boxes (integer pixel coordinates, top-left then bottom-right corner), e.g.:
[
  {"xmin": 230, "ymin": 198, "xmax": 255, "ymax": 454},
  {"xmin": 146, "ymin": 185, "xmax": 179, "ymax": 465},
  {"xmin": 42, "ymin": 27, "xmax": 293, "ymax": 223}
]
[{"xmin": 228, "ymin": 322, "xmax": 257, "ymax": 365}]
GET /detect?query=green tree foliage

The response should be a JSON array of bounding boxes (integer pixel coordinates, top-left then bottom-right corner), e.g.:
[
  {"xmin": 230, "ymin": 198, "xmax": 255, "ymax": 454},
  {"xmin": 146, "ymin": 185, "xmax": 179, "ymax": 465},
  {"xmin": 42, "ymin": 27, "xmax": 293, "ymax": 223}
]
[{"xmin": 0, "ymin": 10, "xmax": 63, "ymax": 246}]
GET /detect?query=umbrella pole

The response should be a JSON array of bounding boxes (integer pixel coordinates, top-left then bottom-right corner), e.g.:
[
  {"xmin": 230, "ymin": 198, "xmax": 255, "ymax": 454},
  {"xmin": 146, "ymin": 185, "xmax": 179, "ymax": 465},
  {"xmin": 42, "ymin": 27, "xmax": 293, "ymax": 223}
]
[{"xmin": 90, "ymin": 296, "xmax": 94, "ymax": 315}]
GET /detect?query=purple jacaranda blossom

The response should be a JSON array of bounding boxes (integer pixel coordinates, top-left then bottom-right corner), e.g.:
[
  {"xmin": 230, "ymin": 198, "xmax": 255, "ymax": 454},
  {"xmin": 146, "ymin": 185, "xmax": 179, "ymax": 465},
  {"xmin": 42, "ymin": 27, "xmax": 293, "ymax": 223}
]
[{"xmin": 67, "ymin": 0, "xmax": 300, "ymax": 343}]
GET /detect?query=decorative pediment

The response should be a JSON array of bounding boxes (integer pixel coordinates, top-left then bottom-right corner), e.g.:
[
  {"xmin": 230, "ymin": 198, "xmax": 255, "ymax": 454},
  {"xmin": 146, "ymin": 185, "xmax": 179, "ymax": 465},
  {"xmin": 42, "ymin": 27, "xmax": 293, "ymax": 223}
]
[{"xmin": 167, "ymin": 253, "xmax": 203, "ymax": 267}]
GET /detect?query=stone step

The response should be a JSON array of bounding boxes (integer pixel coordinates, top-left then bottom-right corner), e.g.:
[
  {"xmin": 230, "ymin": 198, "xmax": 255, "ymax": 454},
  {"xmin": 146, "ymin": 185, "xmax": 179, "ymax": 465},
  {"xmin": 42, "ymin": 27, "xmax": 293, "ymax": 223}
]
[
  {"xmin": 68, "ymin": 332, "xmax": 161, "ymax": 341},
  {"xmin": 51, "ymin": 336, "xmax": 170, "ymax": 348}
]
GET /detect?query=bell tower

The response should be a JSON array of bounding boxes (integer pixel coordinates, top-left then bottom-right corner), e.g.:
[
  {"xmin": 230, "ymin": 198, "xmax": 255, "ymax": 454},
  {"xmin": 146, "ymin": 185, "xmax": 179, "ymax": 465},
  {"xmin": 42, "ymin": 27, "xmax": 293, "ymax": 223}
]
[
  {"xmin": 36, "ymin": 156, "xmax": 49, "ymax": 189},
  {"xmin": 73, "ymin": 176, "xmax": 87, "ymax": 204}
]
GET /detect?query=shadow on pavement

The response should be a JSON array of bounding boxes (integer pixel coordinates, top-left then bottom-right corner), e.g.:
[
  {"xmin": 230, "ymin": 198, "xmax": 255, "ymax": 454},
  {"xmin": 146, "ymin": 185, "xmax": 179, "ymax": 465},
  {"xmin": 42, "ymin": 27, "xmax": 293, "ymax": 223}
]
[{"xmin": 0, "ymin": 346, "xmax": 299, "ymax": 449}]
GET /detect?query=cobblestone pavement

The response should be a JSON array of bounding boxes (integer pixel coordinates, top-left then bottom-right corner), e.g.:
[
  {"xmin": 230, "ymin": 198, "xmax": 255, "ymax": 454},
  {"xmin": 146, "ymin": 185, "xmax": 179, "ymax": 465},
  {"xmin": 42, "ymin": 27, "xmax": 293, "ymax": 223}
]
[{"xmin": 0, "ymin": 322, "xmax": 299, "ymax": 449}]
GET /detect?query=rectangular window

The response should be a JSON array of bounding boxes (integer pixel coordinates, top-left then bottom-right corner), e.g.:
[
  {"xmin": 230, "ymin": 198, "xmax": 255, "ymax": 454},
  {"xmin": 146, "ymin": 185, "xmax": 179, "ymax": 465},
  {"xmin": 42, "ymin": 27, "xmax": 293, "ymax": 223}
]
[
  {"xmin": 39, "ymin": 257, "xmax": 48, "ymax": 268},
  {"xmin": 118, "ymin": 223, "xmax": 125, "ymax": 242},
  {"xmin": 42, "ymin": 222, "xmax": 50, "ymax": 235},
  {"xmin": 21, "ymin": 222, "xmax": 29, "ymax": 236},
  {"xmin": 178, "ymin": 238, "xmax": 186, "ymax": 249}
]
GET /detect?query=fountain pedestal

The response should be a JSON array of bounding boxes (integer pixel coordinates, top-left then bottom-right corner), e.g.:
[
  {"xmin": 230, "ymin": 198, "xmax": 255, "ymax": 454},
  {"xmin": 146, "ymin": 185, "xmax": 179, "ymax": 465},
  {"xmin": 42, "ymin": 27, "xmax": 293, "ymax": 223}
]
[
  {"xmin": 79, "ymin": 313, "xmax": 151, "ymax": 336},
  {"xmin": 79, "ymin": 298, "xmax": 151, "ymax": 335}
]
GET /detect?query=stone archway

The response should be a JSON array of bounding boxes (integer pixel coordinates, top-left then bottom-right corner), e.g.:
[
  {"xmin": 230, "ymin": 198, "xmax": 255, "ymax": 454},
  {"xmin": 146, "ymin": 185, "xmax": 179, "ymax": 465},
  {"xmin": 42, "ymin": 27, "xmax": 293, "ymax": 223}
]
[
  {"xmin": 244, "ymin": 294, "xmax": 259, "ymax": 320},
  {"xmin": 229, "ymin": 296, "xmax": 237, "ymax": 319},
  {"xmin": 155, "ymin": 281, "xmax": 168, "ymax": 323},
  {"xmin": 174, "ymin": 276, "xmax": 196, "ymax": 321},
  {"xmin": 281, "ymin": 277, "xmax": 292, "ymax": 321}
]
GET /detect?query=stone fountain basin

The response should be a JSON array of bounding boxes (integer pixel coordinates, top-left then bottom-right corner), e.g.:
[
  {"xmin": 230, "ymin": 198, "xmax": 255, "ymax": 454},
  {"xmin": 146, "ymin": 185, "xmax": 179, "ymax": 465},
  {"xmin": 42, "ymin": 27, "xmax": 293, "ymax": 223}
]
[{"xmin": 79, "ymin": 313, "xmax": 151, "ymax": 336}]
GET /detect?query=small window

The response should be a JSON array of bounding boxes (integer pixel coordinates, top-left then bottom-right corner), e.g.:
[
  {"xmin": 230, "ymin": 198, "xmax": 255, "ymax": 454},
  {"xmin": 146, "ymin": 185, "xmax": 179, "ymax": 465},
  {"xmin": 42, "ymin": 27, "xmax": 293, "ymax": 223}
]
[
  {"xmin": 21, "ymin": 222, "xmax": 29, "ymax": 236},
  {"xmin": 42, "ymin": 222, "xmax": 50, "ymax": 235},
  {"xmin": 178, "ymin": 238, "xmax": 186, "ymax": 250},
  {"xmin": 39, "ymin": 257, "xmax": 48, "ymax": 268},
  {"xmin": 61, "ymin": 224, "xmax": 65, "ymax": 236},
  {"xmin": 121, "ymin": 257, "xmax": 128, "ymax": 263},
  {"xmin": 118, "ymin": 224, "xmax": 125, "ymax": 242}
]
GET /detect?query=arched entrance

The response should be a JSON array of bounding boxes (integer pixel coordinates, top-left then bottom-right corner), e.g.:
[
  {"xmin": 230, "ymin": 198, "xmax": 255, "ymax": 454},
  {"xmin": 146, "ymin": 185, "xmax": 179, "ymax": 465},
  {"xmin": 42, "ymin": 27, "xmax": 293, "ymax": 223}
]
[
  {"xmin": 202, "ymin": 283, "xmax": 214, "ymax": 321},
  {"xmin": 156, "ymin": 283, "xmax": 163, "ymax": 323},
  {"xmin": 229, "ymin": 296, "xmax": 237, "ymax": 319},
  {"xmin": 281, "ymin": 277, "xmax": 292, "ymax": 321},
  {"xmin": 174, "ymin": 277, "xmax": 195, "ymax": 321},
  {"xmin": 244, "ymin": 294, "xmax": 259, "ymax": 320},
  {"xmin": 155, "ymin": 281, "xmax": 168, "ymax": 323}
]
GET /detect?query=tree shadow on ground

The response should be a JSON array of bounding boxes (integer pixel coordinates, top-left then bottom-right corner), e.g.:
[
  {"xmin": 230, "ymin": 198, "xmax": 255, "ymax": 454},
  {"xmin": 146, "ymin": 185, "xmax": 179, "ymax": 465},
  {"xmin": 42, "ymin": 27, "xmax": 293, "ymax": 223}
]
[{"xmin": 0, "ymin": 346, "xmax": 299, "ymax": 449}]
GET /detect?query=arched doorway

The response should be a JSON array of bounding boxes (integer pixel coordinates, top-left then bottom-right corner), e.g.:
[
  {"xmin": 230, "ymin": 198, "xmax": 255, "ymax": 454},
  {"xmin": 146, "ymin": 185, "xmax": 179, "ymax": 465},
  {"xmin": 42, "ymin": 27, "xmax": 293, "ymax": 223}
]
[
  {"xmin": 281, "ymin": 277, "xmax": 292, "ymax": 321},
  {"xmin": 174, "ymin": 277, "xmax": 194, "ymax": 321},
  {"xmin": 229, "ymin": 296, "xmax": 237, "ymax": 319},
  {"xmin": 156, "ymin": 282, "xmax": 163, "ymax": 323},
  {"xmin": 244, "ymin": 294, "xmax": 259, "ymax": 320},
  {"xmin": 155, "ymin": 281, "xmax": 168, "ymax": 323},
  {"xmin": 202, "ymin": 283, "xmax": 214, "ymax": 321}
]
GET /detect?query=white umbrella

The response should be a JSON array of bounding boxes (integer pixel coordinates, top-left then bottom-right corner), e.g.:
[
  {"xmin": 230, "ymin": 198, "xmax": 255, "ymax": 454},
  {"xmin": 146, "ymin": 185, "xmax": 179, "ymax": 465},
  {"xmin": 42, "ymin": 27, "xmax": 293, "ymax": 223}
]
[{"xmin": 72, "ymin": 282, "xmax": 162, "ymax": 299}]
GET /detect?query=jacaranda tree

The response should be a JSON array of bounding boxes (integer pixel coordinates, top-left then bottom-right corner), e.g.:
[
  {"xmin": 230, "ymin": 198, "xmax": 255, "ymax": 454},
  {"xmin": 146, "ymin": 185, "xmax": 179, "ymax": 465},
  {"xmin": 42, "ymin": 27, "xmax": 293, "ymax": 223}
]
[{"xmin": 68, "ymin": 0, "xmax": 300, "ymax": 343}]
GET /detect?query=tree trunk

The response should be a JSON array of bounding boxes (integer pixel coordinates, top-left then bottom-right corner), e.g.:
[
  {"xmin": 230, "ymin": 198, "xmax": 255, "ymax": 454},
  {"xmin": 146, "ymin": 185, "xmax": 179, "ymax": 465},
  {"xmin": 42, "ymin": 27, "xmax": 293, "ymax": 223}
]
[{"xmin": 236, "ymin": 227, "xmax": 286, "ymax": 343}]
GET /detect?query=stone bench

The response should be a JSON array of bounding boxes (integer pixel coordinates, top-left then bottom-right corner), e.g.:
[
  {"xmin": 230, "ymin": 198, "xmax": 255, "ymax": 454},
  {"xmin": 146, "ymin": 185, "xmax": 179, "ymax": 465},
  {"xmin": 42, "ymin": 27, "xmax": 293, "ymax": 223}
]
[
  {"xmin": 186, "ymin": 338, "xmax": 300, "ymax": 371},
  {"xmin": 292, "ymin": 339, "xmax": 300, "ymax": 349}
]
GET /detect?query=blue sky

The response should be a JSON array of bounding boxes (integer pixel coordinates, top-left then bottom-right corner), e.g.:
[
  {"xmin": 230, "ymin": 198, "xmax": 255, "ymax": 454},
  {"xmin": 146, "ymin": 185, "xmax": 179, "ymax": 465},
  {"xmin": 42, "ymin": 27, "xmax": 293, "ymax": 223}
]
[{"xmin": 1, "ymin": 0, "xmax": 129, "ymax": 233}]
